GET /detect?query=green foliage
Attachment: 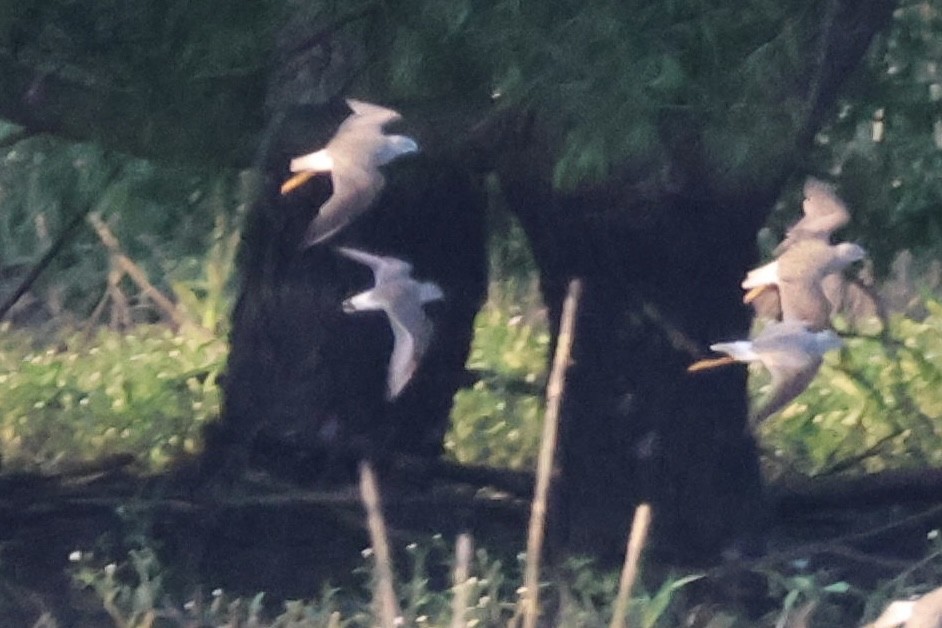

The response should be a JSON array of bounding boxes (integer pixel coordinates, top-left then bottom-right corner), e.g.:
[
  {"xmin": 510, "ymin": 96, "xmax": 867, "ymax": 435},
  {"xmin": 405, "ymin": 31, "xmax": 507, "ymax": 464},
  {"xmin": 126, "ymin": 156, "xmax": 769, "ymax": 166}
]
[
  {"xmin": 447, "ymin": 299, "xmax": 549, "ymax": 470},
  {"xmin": 760, "ymin": 297, "xmax": 942, "ymax": 476},
  {"xmin": 447, "ymin": 201, "xmax": 549, "ymax": 469},
  {"xmin": 67, "ymin": 535, "xmax": 705, "ymax": 627},
  {"xmin": 316, "ymin": 0, "xmax": 823, "ymax": 190},
  {"xmin": 5, "ymin": 0, "xmax": 275, "ymax": 91},
  {"xmin": 788, "ymin": 0, "xmax": 942, "ymax": 272},
  {"xmin": 0, "ymin": 138, "xmax": 247, "ymax": 321},
  {"xmin": 0, "ymin": 324, "xmax": 225, "ymax": 471}
]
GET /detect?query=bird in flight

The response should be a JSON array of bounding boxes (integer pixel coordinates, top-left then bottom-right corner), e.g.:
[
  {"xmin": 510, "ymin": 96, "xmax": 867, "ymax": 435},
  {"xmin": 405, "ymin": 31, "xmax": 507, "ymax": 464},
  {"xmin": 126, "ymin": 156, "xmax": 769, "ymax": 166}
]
[
  {"xmin": 742, "ymin": 177, "xmax": 865, "ymax": 330},
  {"xmin": 742, "ymin": 239, "xmax": 866, "ymax": 330},
  {"xmin": 775, "ymin": 177, "xmax": 853, "ymax": 255},
  {"xmin": 336, "ymin": 247, "xmax": 443, "ymax": 400},
  {"xmin": 282, "ymin": 99, "xmax": 419, "ymax": 248},
  {"xmin": 688, "ymin": 320, "xmax": 842, "ymax": 425}
]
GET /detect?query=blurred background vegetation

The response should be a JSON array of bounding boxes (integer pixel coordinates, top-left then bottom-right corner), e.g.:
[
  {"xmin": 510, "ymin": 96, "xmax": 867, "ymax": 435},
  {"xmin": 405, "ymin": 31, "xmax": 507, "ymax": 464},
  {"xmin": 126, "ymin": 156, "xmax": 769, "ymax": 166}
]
[
  {"xmin": 2, "ymin": 2, "xmax": 942, "ymax": 478},
  {"xmin": 3, "ymin": 1, "xmax": 942, "ymax": 625}
]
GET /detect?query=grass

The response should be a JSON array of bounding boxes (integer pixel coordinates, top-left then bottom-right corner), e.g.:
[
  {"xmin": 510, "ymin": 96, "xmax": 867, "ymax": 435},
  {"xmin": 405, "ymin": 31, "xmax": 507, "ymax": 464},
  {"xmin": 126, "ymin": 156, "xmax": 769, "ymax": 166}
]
[
  {"xmin": 0, "ymin": 322, "xmax": 225, "ymax": 472},
  {"xmin": 64, "ymin": 529, "xmax": 706, "ymax": 627},
  {"xmin": 4, "ymin": 282, "xmax": 940, "ymax": 626}
]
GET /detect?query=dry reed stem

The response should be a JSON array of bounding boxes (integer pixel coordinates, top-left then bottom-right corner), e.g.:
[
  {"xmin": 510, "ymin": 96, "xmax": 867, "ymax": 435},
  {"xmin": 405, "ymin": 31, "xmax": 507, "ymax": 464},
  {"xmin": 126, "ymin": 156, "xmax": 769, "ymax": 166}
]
[
  {"xmin": 609, "ymin": 503, "xmax": 653, "ymax": 628},
  {"xmin": 87, "ymin": 212, "xmax": 191, "ymax": 331},
  {"xmin": 358, "ymin": 460, "xmax": 401, "ymax": 628},
  {"xmin": 450, "ymin": 533, "xmax": 473, "ymax": 628},
  {"xmin": 522, "ymin": 278, "xmax": 582, "ymax": 628}
]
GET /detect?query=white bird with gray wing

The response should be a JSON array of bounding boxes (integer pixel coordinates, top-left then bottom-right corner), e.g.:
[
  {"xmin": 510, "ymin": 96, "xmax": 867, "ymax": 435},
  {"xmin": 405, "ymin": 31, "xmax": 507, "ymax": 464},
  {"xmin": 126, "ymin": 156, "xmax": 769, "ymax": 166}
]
[
  {"xmin": 690, "ymin": 320, "xmax": 842, "ymax": 425},
  {"xmin": 336, "ymin": 247, "xmax": 443, "ymax": 400},
  {"xmin": 282, "ymin": 99, "xmax": 419, "ymax": 247},
  {"xmin": 742, "ymin": 239, "xmax": 866, "ymax": 330}
]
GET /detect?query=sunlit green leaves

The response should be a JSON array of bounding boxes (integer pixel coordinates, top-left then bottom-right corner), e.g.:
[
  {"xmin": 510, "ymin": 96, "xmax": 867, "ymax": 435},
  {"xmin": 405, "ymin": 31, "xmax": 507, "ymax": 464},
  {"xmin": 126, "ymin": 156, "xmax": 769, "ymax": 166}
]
[
  {"xmin": 761, "ymin": 297, "xmax": 942, "ymax": 476},
  {"xmin": 795, "ymin": 0, "xmax": 942, "ymax": 272},
  {"xmin": 0, "ymin": 324, "xmax": 226, "ymax": 471},
  {"xmin": 447, "ymin": 301, "xmax": 549, "ymax": 469}
]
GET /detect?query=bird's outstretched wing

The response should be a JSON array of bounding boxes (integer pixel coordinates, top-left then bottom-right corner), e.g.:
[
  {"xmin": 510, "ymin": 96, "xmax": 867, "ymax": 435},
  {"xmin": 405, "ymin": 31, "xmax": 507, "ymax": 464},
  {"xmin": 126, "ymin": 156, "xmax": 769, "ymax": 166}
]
[
  {"xmin": 302, "ymin": 167, "xmax": 385, "ymax": 247},
  {"xmin": 385, "ymin": 295, "xmax": 432, "ymax": 399},
  {"xmin": 748, "ymin": 322, "xmax": 824, "ymax": 423},
  {"xmin": 335, "ymin": 247, "xmax": 413, "ymax": 288},
  {"xmin": 345, "ymin": 99, "xmax": 402, "ymax": 127},
  {"xmin": 777, "ymin": 276, "xmax": 831, "ymax": 330},
  {"xmin": 775, "ymin": 178, "xmax": 850, "ymax": 254},
  {"xmin": 752, "ymin": 355, "xmax": 820, "ymax": 424},
  {"xmin": 336, "ymin": 245, "xmax": 385, "ymax": 270}
]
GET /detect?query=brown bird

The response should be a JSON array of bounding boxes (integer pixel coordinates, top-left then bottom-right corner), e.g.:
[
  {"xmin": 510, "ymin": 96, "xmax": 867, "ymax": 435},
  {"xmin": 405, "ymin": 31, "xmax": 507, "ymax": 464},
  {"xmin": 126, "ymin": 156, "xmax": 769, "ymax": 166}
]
[
  {"xmin": 689, "ymin": 320, "xmax": 842, "ymax": 425},
  {"xmin": 742, "ymin": 238, "xmax": 866, "ymax": 330},
  {"xmin": 743, "ymin": 177, "xmax": 865, "ymax": 329},
  {"xmin": 337, "ymin": 247, "xmax": 443, "ymax": 400},
  {"xmin": 775, "ymin": 177, "xmax": 852, "ymax": 254},
  {"xmin": 282, "ymin": 99, "xmax": 418, "ymax": 248}
]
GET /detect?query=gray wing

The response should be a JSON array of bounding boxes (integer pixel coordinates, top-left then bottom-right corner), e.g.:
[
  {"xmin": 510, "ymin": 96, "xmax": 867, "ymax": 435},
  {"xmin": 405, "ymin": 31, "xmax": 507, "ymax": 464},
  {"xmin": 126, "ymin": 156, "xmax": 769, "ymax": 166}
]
[
  {"xmin": 384, "ymin": 289, "xmax": 433, "ymax": 399},
  {"xmin": 752, "ymin": 349, "xmax": 822, "ymax": 424},
  {"xmin": 775, "ymin": 178, "xmax": 850, "ymax": 254},
  {"xmin": 747, "ymin": 284, "xmax": 783, "ymax": 321},
  {"xmin": 336, "ymin": 246, "xmax": 385, "ymax": 271},
  {"xmin": 777, "ymin": 277, "xmax": 831, "ymax": 330},
  {"xmin": 344, "ymin": 99, "xmax": 402, "ymax": 127},
  {"xmin": 774, "ymin": 241, "xmax": 840, "ymax": 329},
  {"xmin": 335, "ymin": 247, "xmax": 414, "ymax": 290},
  {"xmin": 303, "ymin": 165, "xmax": 385, "ymax": 247}
]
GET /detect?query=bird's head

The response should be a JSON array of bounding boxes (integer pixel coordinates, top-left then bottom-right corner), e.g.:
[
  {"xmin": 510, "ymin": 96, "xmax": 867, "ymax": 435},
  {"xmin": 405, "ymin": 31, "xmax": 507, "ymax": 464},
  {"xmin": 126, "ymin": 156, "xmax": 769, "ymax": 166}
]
[
  {"xmin": 814, "ymin": 330, "xmax": 843, "ymax": 354},
  {"xmin": 836, "ymin": 242, "xmax": 866, "ymax": 263}
]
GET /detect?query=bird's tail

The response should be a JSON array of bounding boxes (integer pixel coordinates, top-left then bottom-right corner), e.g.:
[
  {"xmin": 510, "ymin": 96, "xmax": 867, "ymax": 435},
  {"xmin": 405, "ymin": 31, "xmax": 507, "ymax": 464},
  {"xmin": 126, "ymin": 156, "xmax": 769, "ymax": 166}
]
[
  {"xmin": 418, "ymin": 282, "xmax": 444, "ymax": 303},
  {"xmin": 741, "ymin": 261, "xmax": 778, "ymax": 290},
  {"xmin": 709, "ymin": 341, "xmax": 760, "ymax": 362}
]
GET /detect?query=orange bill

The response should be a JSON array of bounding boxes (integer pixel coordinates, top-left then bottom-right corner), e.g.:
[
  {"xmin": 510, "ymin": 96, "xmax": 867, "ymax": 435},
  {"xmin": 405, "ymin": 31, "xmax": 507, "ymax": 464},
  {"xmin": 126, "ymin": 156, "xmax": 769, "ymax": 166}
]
[
  {"xmin": 743, "ymin": 284, "xmax": 770, "ymax": 304},
  {"xmin": 687, "ymin": 355, "xmax": 737, "ymax": 373},
  {"xmin": 280, "ymin": 170, "xmax": 317, "ymax": 195}
]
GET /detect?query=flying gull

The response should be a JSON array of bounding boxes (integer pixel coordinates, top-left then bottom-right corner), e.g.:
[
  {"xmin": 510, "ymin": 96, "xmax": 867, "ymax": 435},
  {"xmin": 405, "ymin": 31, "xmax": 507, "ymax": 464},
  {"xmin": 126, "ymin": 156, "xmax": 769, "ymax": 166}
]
[
  {"xmin": 742, "ymin": 238, "xmax": 866, "ymax": 330},
  {"xmin": 775, "ymin": 177, "xmax": 852, "ymax": 254},
  {"xmin": 743, "ymin": 177, "xmax": 865, "ymax": 330},
  {"xmin": 282, "ymin": 99, "xmax": 419, "ymax": 247},
  {"xmin": 336, "ymin": 246, "xmax": 443, "ymax": 400},
  {"xmin": 688, "ymin": 320, "xmax": 842, "ymax": 425}
]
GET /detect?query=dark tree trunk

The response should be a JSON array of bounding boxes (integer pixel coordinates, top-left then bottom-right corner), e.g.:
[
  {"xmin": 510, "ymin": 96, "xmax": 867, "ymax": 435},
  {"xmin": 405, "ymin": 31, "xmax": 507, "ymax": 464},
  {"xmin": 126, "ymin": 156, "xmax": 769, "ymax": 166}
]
[{"xmin": 498, "ymin": 152, "xmax": 770, "ymax": 562}]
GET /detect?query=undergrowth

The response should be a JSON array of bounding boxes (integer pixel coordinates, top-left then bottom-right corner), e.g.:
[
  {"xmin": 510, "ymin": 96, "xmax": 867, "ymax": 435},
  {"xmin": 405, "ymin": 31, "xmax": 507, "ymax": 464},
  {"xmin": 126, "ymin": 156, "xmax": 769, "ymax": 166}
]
[{"xmin": 65, "ymin": 536, "xmax": 706, "ymax": 628}]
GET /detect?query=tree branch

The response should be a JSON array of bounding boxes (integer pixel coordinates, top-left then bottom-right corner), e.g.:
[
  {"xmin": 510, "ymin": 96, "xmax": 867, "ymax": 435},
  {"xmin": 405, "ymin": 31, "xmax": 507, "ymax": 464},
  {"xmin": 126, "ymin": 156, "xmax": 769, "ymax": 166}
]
[{"xmin": 0, "ymin": 53, "xmax": 265, "ymax": 167}]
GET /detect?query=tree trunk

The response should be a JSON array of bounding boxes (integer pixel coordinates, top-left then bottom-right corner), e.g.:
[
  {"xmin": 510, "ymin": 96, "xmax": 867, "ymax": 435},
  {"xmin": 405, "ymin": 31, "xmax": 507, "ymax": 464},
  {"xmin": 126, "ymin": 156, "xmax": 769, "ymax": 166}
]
[{"xmin": 497, "ymin": 150, "xmax": 769, "ymax": 562}]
